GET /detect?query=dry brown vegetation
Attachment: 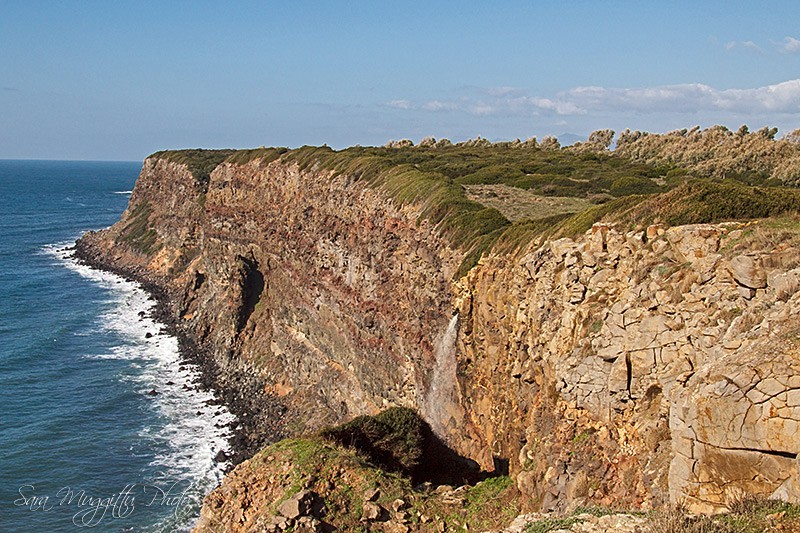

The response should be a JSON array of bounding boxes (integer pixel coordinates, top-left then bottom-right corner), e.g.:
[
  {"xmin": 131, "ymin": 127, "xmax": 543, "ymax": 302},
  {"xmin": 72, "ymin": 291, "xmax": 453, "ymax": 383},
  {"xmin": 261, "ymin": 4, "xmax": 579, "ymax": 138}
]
[
  {"xmin": 613, "ymin": 125, "xmax": 800, "ymax": 185},
  {"xmin": 463, "ymin": 184, "xmax": 592, "ymax": 222}
]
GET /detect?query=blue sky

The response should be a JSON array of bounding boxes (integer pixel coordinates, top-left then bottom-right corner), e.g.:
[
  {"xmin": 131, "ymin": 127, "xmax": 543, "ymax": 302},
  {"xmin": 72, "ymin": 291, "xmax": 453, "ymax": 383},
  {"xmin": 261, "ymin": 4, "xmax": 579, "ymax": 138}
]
[{"xmin": 2, "ymin": 1, "xmax": 800, "ymax": 160}]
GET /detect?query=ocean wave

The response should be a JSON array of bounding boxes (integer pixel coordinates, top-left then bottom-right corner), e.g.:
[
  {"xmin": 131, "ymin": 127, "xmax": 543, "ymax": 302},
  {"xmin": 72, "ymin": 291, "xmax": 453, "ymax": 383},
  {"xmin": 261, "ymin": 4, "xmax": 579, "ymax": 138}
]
[
  {"xmin": 42, "ymin": 241, "xmax": 235, "ymax": 532},
  {"xmin": 113, "ymin": 190, "xmax": 133, "ymax": 195}
]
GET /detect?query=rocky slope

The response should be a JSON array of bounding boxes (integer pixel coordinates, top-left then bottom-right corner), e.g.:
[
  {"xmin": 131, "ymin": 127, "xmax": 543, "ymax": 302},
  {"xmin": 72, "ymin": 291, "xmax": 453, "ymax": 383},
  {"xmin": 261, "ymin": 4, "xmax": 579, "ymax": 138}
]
[
  {"xmin": 77, "ymin": 154, "xmax": 464, "ymax": 458},
  {"xmin": 77, "ymin": 146, "xmax": 800, "ymax": 529}
]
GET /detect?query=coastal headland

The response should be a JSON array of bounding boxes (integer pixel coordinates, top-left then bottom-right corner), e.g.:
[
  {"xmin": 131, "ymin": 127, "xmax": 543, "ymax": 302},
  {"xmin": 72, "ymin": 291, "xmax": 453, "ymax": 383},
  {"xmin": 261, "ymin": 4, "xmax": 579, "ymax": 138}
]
[{"xmin": 77, "ymin": 128, "xmax": 800, "ymax": 531}]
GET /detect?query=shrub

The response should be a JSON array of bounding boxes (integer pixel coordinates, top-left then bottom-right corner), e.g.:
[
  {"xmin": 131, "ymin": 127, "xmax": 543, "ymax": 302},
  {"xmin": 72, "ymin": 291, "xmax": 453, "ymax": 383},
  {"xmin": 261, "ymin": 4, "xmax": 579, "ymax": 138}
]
[
  {"xmin": 320, "ymin": 407, "xmax": 427, "ymax": 477},
  {"xmin": 319, "ymin": 407, "xmax": 482, "ymax": 485},
  {"xmin": 609, "ymin": 175, "xmax": 663, "ymax": 197}
]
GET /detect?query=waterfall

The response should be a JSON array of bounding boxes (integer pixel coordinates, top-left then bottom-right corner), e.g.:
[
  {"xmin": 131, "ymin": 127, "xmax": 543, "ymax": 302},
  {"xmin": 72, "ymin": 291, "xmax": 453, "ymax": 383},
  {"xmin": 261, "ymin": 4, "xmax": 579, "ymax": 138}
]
[{"xmin": 423, "ymin": 313, "xmax": 460, "ymax": 439}]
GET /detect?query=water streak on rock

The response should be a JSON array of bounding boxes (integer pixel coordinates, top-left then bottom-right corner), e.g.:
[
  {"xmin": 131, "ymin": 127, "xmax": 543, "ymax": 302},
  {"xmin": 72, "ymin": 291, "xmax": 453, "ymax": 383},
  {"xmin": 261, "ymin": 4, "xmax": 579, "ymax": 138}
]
[{"xmin": 423, "ymin": 313, "xmax": 459, "ymax": 440}]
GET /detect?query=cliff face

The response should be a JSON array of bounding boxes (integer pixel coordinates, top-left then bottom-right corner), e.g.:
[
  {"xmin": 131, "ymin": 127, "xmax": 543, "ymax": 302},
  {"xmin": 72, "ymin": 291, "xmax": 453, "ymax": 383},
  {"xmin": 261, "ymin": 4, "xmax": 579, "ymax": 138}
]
[
  {"xmin": 455, "ymin": 222, "xmax": 800, "ymax": 513},
  {"xmin": 80, "ymin": 153, "xmax": 800, "ymax": 519},
  {"xmin": 80, "ymin": 156, "xmax": 466, "ymax": 442}
]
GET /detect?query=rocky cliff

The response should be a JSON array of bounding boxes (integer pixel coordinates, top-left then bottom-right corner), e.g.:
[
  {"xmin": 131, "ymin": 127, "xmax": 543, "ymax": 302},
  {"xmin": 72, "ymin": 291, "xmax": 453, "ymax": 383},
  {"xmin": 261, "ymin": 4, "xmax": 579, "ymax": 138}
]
[
  {"xmin": 77, "ymin": 144, "xmax": 800, "ymax": 528},
  {"xmin": 78, "ymin": 153, "xmax": 465, "ymax": 458},
  {"xmin": 455, "ymin": 220, "xmax": 800, "ymax": 514}
]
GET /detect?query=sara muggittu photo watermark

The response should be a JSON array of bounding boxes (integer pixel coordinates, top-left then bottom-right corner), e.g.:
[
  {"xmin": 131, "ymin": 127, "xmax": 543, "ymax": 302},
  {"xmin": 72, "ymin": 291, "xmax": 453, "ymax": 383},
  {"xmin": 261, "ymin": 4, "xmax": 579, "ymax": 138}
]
[{"xmin": 14, "ymin": 480, "xmax": 199, "ymax": 528}]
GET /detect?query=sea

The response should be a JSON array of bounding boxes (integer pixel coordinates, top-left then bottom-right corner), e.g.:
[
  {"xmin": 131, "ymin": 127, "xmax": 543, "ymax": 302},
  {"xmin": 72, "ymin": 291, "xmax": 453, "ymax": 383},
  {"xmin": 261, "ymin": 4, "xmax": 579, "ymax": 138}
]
[{"xmin": 0, "ymin": 160, "xmax": 234, "ymax": 532}]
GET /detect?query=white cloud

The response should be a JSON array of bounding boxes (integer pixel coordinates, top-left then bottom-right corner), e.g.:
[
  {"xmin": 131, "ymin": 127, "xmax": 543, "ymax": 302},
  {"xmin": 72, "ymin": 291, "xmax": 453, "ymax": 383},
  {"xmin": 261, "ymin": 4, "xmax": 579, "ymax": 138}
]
[
  {"xmin": 384, "ymin": 80, "xmax": 800, "ymax": 118},
  {"xmin": 486, "ymin": 86, "xmax": 526, "ymax": 97},
  {"xmin": 779, "ymin": 36, "xmax": 800, "ymax": 54},
  {"xmin": 742, "ymin": 41, "xmax": 763, "ymax": 53},
  {"xmin": 422, "ymin": 100, "xmax": 460, "ymax": 112},
  {"xmin": 724, "ymin": 40, "xmax": 764, "ymax": 53},
  {"xmin": 386, "ymin": 99, "xmax": 412, "ymax": 110},
  {"xmin": 570, "ymin": 80, "xmax": 800, "ymax": 114}
]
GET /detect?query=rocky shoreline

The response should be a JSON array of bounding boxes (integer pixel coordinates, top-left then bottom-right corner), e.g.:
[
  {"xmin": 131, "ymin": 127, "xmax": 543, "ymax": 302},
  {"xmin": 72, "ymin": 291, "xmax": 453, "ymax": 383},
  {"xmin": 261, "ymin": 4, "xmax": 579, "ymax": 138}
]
[{"xmin": 73, "ymin": 234, "xmax": 289, "ymax": 468}]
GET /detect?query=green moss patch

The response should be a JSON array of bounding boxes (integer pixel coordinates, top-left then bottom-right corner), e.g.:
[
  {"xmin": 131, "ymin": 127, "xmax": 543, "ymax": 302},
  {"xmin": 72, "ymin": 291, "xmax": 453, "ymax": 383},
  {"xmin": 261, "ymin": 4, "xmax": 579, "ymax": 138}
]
[{"xmin": 119, "ymin": 201, "xmax": 160, "ymax": 254}]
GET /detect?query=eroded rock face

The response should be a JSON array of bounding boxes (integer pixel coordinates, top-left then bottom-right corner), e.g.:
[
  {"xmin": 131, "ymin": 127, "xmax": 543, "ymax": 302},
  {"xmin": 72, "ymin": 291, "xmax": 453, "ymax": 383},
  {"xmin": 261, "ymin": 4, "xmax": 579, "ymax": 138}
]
[
  {"xmin": 80, "ymin": 156, "xmax": 466, "ymax": 439},
  {"xmin": 456, "ymin": 222, "xmax": 800, "ymax": 513},
  {"xmin": 81, "ymin": 155, "xmax": 800, "ymax": 518}
]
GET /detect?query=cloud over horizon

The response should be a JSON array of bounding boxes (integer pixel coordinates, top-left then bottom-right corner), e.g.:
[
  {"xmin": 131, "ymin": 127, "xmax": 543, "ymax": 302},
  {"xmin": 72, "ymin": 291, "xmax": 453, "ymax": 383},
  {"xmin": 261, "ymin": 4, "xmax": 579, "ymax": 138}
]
[{"xmin": 386, "ymin": 79, "xmax": 800, "ymax": 119}]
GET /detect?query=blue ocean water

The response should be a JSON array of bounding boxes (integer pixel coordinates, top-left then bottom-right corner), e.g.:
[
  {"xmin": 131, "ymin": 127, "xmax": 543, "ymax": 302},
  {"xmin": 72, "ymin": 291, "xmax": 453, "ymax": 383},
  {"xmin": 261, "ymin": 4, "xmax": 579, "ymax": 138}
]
[{"xmin": 0, "ymin": 160, "xmax": 233, "ymax": 532}]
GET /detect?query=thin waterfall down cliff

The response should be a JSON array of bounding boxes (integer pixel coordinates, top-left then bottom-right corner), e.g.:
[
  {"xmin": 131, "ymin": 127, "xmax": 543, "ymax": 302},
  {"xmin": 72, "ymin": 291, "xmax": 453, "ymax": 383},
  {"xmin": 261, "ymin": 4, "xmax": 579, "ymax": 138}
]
[{"xmin": 423, "ymin": 313, "xmax": 460, "ymax": 440}]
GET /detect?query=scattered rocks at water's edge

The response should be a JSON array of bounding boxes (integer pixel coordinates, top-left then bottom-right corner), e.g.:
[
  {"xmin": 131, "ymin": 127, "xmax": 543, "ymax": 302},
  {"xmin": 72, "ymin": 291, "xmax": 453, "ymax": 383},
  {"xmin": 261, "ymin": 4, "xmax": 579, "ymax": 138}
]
[{"xmin": 74, "ymin": 235, "xmax": 290, "ymax": 467}]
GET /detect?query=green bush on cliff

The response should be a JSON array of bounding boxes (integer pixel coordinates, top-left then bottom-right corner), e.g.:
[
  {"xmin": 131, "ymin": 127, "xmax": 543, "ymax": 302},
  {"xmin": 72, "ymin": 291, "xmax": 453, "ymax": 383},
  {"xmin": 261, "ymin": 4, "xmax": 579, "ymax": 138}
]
[
  {"xmin": 603, "ymin": 180, "xmax": 800, "ymax": 228},
  {"xmin": 319, "ymin": 407, "xmax": 482, "ymax": 486},
  {"xmin": 608, "ymin": 175, "xmax": 663, "ymax": 197},
  {"xmin": 650, "ymin": 180, "xmax": 800, "ymax": 225},
  {"xmin": 225, "ymin": 147, "xmax": 289, "ymax": 165},
  {"xmin": 320, "ymin": 407, "xmax": 426, "ymax": 477}
]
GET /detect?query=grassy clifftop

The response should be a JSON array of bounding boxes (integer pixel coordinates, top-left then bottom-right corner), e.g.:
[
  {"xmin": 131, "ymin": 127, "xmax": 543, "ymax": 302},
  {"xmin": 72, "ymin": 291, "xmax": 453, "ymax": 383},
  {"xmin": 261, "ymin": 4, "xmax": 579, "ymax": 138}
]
[
  {"xmin": 149, "ymin": 132, "xmax": 800, "ymax": 277},
  {"xmin": 278, "ymin": 143, "xmax": 670, "ymax": 275}
]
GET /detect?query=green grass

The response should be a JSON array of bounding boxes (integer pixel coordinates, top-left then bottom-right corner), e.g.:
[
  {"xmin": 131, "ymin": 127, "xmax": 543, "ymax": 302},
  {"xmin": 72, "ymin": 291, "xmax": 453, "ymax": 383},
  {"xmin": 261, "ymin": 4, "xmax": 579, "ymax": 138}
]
[
  {"xmin": 465, "ymin": 475, "xmax": 513, "ymax": 509},
  {"xmin": 251, "ymin": 434, "xmax": 519, "ymax": 532},
  {"xmin": 275, "ymin": 143, "xmax": 673, "ymax": 276},
  {"xmin": 463, "ymin": 184, "xmax": 593, "ymax": 222},
  {"xmin": 149, "ymin": 149, "xmax": 236, "ymax": 192},
  {"xmin": 649, "ymin": 180, "xmax": 800, "ymax": 226},
  {"xmin": 410, "ymin": 475, "xmax": 518, "ymax": 531},
  {"xmin": 119, "ymin": 201, "xmax": 160, "ymax": 254},
  {"xmin": 224, "ymin": 147, "xmax": 289, "ymax": 165},
  {"xmin": 524, "ymin": 507, "xmax": 634, "ymax": 533},
  {"xmin": 646, "ymin": 497, "xmax": 800, "ymax": 533},
  {"xmin": 150, "ymin": 144, "xmax": 800, "ymax": 278},
  {"xmin": 258, "ymin": 437, "xmax": 414, "ymax": 528}
]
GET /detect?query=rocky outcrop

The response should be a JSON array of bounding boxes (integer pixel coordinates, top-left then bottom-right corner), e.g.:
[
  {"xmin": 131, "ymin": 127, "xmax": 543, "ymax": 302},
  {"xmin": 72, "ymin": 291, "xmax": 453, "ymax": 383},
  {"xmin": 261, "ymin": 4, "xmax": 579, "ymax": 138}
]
[
  {"xmin": 193, "ymin": 437, "xmax": 518, "ymax": 533},
  {"xmin": 78, "ymin": 152, "xmax": 800, "ymax": 524},
  {"xmin": 454, "ymin": 220, "xmax": 800, "ymax": 513}
]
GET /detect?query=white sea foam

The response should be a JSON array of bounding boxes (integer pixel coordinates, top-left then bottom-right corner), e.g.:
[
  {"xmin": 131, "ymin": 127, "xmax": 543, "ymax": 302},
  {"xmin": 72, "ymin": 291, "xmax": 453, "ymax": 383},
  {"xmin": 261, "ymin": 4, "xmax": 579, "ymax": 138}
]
[
  {"xmin": 42, "ymin": 241, "xmax": 235, "ymax": 531},
  {"xmin": 113, "ymin": 190, "xmax": 134, "ymax": 195}
]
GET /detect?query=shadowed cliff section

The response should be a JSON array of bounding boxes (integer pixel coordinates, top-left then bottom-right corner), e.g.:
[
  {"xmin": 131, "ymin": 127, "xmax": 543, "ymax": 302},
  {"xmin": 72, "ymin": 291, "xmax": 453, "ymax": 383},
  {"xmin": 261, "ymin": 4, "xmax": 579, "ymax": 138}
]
[
  {"xmin": 320, "ymin": 407, "xmax": 483, "ymax": 487},
  {"xmin": 236, "ymin": 255, "xmax": 264, "ymax": 333}
]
